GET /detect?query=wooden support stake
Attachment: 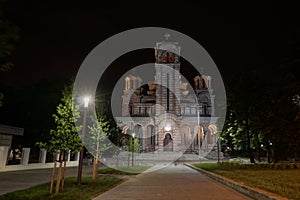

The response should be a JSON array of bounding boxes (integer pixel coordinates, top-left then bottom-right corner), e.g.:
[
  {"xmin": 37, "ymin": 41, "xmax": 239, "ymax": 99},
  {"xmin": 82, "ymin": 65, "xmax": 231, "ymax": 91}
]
[
  {"xmin": 55, "ymin": 153, "xmax": 63, "ymax": 194},
  {"xmin": 50, "ymin": 161, "xmax": 57, "ymax": 194},
  {"xmin": 61, "ymin": 152, "xmax": 67, "ymax": 191},
  {"xmin": 116, "ymin": 154, "xmax": 119, "ymax": 170}
]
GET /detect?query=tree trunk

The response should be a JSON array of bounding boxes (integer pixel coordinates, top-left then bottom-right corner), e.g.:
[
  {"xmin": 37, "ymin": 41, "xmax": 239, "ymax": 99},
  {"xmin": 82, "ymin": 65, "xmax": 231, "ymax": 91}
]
[
  {"xmin": 116, "ymin": 154, "xmax": 119, "ymax": 170},
  {"xmin": 272, "ymin": 142, "xmax": 278, "ymax": 163},
  {"xmin": 255, "ymin": 132, "xmax": 261, "ymax": 162},
  {"xmin": 256, "ymin": 146, "xmax": 261, "ymax": 162},
  {"xmin": 248, "ymin": 140, "xmax": 255, "ymax": 163},
  {"xmin": 246, "ymin": 119, "xmax": 255, "ymax": 163},
  {"xmin": 127, "ymin": 152, "xmax": 130, "ymax": 167},
  {"xmin": 267, "ymin": 147, "xmax": 271, "ymax": 163},
  {"xmin": 92, "ymin": 156, "xmax": 99, "ymax": 179}
]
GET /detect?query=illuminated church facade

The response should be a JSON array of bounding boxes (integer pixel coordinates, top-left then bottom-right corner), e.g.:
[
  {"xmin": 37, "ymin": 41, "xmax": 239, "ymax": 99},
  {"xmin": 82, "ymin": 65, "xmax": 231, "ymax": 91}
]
[{"xmin": 116, "ymin": 35, "xmax": 220, "ymax": 158}]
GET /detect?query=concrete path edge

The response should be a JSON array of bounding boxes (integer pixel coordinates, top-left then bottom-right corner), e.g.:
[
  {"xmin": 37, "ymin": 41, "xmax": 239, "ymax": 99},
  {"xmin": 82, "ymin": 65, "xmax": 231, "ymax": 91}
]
[{"xmin": 185, "ymin": 163, "xmax": 288, "ymax": 200}]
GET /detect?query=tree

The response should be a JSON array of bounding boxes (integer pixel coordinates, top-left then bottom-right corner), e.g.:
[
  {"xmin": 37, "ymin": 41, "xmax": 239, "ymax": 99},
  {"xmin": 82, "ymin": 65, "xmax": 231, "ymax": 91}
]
[
  {"xmin": 262, "ymin": 61, "xmax": 300, "ymax": 162},
  {"xmin": 36, "ymin": 84, "xmax": 82, "ymax": 194},
  {"xmin": 221, "ymin": 69, "xmax": 267, "ymax": 163},
  {"xmin": 222, "ymin": 61, "xmax": 300, "ymax": 163},
  {"xmin": 86, "ymin": 114, "xmax": 111, "ymax": 179},
  {"xmin": 124, "ymin": 134, "xmax": 139, "ymax": 167}
]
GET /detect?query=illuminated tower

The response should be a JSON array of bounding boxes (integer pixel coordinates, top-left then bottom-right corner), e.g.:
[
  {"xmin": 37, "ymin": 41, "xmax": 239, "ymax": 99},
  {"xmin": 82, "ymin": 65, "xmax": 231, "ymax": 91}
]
[
  {"xmin": 155, "ymin": 33, "xmax": 181, "ymax": 116},
  {"xmin": 154, "ymin": 34, "xmax": 182, "ymax": 151}
]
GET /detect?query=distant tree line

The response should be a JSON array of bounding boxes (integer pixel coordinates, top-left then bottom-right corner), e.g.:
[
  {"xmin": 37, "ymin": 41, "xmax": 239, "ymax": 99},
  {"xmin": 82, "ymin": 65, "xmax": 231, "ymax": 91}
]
[{"xmin": 221, "ymin": 60, "xmax": 300, "ymax": 163}]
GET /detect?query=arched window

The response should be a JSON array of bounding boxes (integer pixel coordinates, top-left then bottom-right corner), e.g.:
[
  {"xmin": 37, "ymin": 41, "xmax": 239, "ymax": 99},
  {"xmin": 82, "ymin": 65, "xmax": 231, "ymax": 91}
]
[
  {"xmin": 203, "ymin": 104, "xmax": 208, "ymax": 115},
  {"xmin": 131, "ymin": 77, "xmax": 136, "ymax": 90},
  {"xmin": 207, "ymin": 125, "xmax": 217, "ymax": 144},
  {"xmin": 169, "ymin": 55, "xmax": 174, "ymax": 63},
  {"xmin": 125, "ymin": 77, "xmax": 130, "ymax": 90},
  {"xmin": 162, "ymin": 54, "xmax": 167, "ymax": 63},
  {"xmin": 206, "ymin": 76, "xmax": 211, "ymax": 89},
  {"xmin": 202, "ymin": 78, "xmax": 208, "ymax": 89},
  {"xmin": 194, "ymin": 75, "xmax": 202, "ymax": 90}
]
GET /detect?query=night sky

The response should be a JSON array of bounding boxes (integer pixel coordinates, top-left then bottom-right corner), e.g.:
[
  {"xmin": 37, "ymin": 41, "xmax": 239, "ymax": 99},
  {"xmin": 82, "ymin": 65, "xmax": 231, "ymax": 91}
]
[
  {"xmin": 1, "ymin": 1, "xmax": 298, "ymax": 89},
  {"xmin": 0, "ymin": 1, "xmax": 299, "ymax": 137}
]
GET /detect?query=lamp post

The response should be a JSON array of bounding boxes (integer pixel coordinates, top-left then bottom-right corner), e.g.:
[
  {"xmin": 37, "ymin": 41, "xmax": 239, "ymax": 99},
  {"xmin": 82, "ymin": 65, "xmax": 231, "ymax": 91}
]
[
  {"xmin": 217, "ymin": 137, "xmax": 220, "ymax": 163},
  {"xmin": 77, "ymin": 96, "xmax": 89, "ymax": 185},
  {"xmin": 197, "ymin": 109, "xmax": 201, "ymax": 162},
  {"xmin": 202, "ymin": 121, "xmax": 208, "ymax": 152},
  {"xmin": 131, "ymin": 133, "xmax": 135, "ymax": 167}
]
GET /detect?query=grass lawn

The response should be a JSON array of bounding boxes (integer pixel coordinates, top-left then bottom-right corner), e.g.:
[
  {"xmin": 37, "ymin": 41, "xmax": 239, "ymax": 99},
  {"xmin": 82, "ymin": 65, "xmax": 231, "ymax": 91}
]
[
  {"xmin": 193, "ymin": 163, "xmax": 300, "ymax": 200},
  {"xmin": 99, "ymin": 165, "xmax": 153, "ymax": 175},
  {"xmin": 0, "ymin": 176, "xmax": 123, "ymax": 200}
]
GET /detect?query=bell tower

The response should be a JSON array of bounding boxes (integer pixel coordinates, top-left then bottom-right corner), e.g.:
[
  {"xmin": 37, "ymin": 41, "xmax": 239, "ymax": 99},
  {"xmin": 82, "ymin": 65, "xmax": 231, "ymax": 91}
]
[{"xmin": 154, "ymin": 34, "xmax": 181, "ymax": 116}]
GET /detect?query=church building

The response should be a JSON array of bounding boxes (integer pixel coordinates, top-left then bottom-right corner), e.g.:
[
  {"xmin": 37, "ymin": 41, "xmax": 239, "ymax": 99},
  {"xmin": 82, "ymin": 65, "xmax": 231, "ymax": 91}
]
[{"xmin": 116, "ymin": 34, "xmax": 220, "ymax": 159}]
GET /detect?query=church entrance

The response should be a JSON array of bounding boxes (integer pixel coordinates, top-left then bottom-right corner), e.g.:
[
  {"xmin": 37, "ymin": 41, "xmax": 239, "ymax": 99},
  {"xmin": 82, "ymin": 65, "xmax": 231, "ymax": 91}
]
[{"xmin": 163, "ymin": 133, "xmax": 173, "ymax": 151}]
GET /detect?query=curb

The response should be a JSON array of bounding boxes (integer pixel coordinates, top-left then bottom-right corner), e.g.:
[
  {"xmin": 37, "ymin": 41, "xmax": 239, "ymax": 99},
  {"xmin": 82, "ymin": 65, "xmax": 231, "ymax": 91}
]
[
  {"xmin": 185, "ymin": 163, "xmax": 289, "ymax": 200},
  {"xmin": 0, "ymin": 161, "xmax": 79, "ymax": 172}
]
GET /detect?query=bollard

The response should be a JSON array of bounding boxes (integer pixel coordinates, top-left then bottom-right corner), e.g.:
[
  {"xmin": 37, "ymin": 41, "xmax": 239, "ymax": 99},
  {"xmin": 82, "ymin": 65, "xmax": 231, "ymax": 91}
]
[
  {"xmin": 67, "ymin": 150, "xmax": 71, "ymax": 162},
  {"xmin": 21, "ymin": 148, "xmax": 31, "ymax": 165},
  {"xmin": 53, "ymin": 150, "xmax": 60, "ymax": 161},
  {"xmin": 74, "ymin": 151, "xmax": 80, "ymax": 161},
  {"xmin": 0, "ymin": 146, "xmax": 9, "ymax": 168},
  {"xmin": 39, "ymin": 148, "xmax": 47, "ymax": 164}
]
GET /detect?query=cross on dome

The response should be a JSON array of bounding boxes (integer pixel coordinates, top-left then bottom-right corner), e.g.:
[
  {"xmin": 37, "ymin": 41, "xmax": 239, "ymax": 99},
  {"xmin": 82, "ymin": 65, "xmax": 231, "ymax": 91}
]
[{"xmin": 164, "ymin": 33, "xmax": 170, "ymax": 41}]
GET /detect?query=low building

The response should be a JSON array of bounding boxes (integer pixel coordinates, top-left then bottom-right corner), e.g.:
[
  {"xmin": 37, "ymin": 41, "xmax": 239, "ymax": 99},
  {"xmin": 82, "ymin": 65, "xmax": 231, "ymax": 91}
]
[{"xmin": 0, "ymin": 124, "xmax": 24, "ymax": 168}]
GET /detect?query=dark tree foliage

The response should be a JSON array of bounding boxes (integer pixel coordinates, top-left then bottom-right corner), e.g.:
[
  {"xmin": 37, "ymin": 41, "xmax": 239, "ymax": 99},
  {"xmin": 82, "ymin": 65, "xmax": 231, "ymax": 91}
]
[
  {"xmin": 0, "ymin": 0, "xmax": 19, "ymax": 107},
  {"xmin": 222, "ymin": 60, "xmax": 300, "ymax": 162},
  {"xmin": 263, "ymin": 61, "xmax": 300, "ymax": 162},
  {"xmin": 36, "ymin": 84, "xmax": 82, "ymax": 154}
]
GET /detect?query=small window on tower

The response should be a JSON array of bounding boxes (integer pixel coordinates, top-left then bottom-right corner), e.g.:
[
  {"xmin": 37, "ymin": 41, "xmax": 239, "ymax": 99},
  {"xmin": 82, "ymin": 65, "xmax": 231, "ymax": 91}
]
[{"xmin": 162, "ymin": 54, "xmax": 167, "ymax": 63}]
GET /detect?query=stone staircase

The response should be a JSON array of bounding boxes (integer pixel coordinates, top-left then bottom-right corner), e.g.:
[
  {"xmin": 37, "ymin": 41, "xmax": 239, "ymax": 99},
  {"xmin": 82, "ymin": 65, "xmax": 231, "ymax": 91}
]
[
  {"xmin": 136, "ymin": 151, "xmax": 182, "ymax": 162},
  {"xmin": 102, "ymin": 150, "xmax": 222, "ymax": 167},
  {"xmin": 116, "ymin": 151, "xmax": 208, "ymax": 164}
]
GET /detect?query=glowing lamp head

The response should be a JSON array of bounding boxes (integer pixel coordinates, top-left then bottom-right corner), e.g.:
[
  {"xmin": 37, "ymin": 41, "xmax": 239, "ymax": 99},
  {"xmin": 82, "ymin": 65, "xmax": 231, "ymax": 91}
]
[
  {"xmin": 84, "ymin": 97, "xmax": 90, "ymax": 108},
  {"xmin": 132, "ymin": 133, "xmax": 135, "ymax": 138},
  {"xmin": 164, "ymin": 125, "xmax": 172, "ymax": 132}
]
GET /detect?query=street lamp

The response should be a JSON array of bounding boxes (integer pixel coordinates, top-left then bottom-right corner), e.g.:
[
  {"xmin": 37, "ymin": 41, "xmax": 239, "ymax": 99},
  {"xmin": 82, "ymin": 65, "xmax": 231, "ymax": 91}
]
[
  {"xmin": 77, "ymin": 96, "xmax": 89, "ymax": 185},
  {"xmin": 84, "ymin": 97, "xmax": 89, "ymax": 108},
  {"xmin": 131, "ymin": 133, "xmax": 135, "ymax": 167},
  {"xmin": 164, "ymin": 125, "xmax": 172, "ymax": 132}
]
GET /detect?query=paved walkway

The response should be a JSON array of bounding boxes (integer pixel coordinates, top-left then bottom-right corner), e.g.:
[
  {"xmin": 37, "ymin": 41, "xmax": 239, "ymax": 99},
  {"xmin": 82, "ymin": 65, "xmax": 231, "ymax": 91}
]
[
  {"xmin": 93, "ymin": 163, "xmax": 252, "ymax": 200},
  {"xmin": 0, "ymin": 165, "xmax": 93, "ymax": 195}
]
